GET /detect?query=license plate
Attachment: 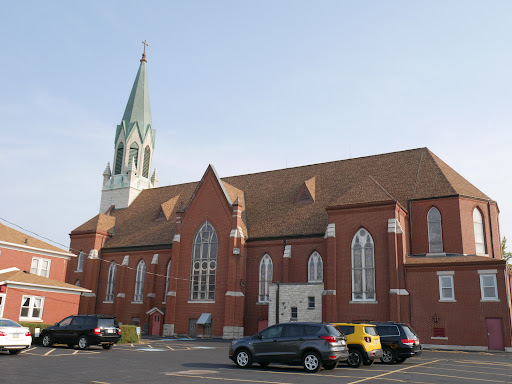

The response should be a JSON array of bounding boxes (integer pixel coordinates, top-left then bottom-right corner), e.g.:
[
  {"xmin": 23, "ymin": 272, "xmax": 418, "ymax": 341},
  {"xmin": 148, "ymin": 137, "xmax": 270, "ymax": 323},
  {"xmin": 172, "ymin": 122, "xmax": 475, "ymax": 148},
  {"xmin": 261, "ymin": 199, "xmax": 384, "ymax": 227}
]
[
  {"xmin": 106, "ymin": 329, "xmax": 114, "ymax": 333},
  {"xmin": 13, "ymin": 334, "xmax": 19, "ymax": 338}
]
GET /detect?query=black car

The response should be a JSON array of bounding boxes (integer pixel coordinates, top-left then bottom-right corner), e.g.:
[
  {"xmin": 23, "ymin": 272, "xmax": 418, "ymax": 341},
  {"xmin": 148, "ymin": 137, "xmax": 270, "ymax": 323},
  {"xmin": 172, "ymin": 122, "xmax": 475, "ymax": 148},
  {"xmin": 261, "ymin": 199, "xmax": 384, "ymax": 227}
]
[
  {"xmin": 41, "ymin": 315, "xmax": 121, "ymax": 350},
  {"xmin": 229, "ymin": 322, "xmax": 349, "ymax": 373},
  {"xmin": 372, "ymin": 322, "xmax": 422, "ymax": 364}
]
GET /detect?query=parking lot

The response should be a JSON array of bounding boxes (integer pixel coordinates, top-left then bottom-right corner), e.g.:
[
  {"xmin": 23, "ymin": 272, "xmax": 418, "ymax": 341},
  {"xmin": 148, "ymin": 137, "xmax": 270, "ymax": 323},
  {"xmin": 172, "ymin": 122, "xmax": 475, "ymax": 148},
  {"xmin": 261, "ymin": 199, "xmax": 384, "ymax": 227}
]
[{"xmin": 1, "ymin": 338, "xmax": 512, "ymax": 384}]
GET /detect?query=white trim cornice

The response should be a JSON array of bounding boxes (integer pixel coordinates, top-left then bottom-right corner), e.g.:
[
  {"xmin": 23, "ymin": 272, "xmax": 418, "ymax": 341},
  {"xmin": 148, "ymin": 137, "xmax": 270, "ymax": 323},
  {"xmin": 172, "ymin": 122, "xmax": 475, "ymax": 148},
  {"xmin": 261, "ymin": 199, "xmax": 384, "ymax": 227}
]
[
  {"xmin": 0, "ymin": 241, "xmax": 74, "ymax": 260},
  {"xmin": 2, "ymin": 281, "xmax": 91, "ymax": 295}
]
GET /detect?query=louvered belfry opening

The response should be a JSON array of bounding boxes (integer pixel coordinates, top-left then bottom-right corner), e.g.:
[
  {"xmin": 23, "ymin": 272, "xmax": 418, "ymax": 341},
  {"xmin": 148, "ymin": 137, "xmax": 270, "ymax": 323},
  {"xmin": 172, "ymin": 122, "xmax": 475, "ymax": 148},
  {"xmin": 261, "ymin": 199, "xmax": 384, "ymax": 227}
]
[
  {"xmin": 129, "ymin": 142, "xmax": 139, "ymax": 169},
  {"xmin": 143, "ymin": 146, "xmax": 151, "ymax": 178},
  {"xmin": 114, "ymin": 142, "xmax": 124, "ymax": 174}
]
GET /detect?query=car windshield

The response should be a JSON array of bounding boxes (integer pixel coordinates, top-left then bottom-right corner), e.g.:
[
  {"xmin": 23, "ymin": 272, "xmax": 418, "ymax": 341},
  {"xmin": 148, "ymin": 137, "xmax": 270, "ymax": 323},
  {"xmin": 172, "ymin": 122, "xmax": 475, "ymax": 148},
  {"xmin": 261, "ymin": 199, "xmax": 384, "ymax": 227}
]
[
  {"xmin": 0, "ymin": 319, "xmax": 21, "ymax": 327},
  {"xmin": 403, "ymin": 325, "xmax": 418, "ymax": 339},
  {"xmin": 364, "ymin": 326, "xmax": 378, "ymax": 336},
  {"xmin": 98, "ymin": 318, "xmax": 118, "ymax": 327}
]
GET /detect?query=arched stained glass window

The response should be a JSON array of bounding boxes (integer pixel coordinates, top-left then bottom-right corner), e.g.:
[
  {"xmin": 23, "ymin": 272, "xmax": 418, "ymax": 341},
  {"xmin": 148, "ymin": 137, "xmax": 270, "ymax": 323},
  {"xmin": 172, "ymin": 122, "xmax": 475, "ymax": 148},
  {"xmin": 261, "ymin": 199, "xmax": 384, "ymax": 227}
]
[
  {"xmin": 134, "ymin": 260, "xmax": 146, "ymax": 302},
  {"xmin": 105, "ymin": 262, "xmax": 117, "ymax": 302},
  {"xmin": 259, "ymin": 254, "xmax": 273, "ymax": 302},
  {"xmin": 427, "ymin": 207, "xmax": 443, "ymax": 253},
  {"xmin": 142, "ymin": 146, "xmax": 151, "ymax": 178},
  {"xmin": 164, "ymin": 260, "xmax": 171, "ymax": 303},
  {"xmin": 114, "ymin": 142, "xmax": 124, "ymax": 174},
  {"xmin": 129, "ymin": 142, "xmax": 139, "ymax": 169},
  {"xmin": 190, "ymin": 222, "xmax": 217, "ymax": 301},
  {"xmin": 351, "ymin": 228, "xmax": 375, "ymax": 301},
  {"xmin": 473, "ymin": 208, "xmax": 486, "ymax": 255},
  {"xmin": 308, "ymin": 251, "xmax": 323, "ymax": 283},
  {"xmin": 77, "ymin": 251, "xmax": 84, "ymax": 272}
]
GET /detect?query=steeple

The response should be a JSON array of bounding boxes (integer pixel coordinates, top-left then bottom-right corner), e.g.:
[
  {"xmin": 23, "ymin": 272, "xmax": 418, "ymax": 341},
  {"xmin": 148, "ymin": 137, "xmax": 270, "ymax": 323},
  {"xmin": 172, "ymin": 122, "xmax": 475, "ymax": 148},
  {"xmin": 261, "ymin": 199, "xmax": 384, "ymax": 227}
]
[{"xmin": 99, "ymin": 43, "xmax": 158, "ymax": 214}]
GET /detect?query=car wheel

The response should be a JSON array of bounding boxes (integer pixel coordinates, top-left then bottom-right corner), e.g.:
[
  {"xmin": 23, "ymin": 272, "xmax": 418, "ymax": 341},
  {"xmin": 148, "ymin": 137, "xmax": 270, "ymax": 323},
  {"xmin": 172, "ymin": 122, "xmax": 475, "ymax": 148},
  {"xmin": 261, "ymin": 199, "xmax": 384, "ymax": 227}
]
[
  {"xmin": 363, "ymin": 359, "xmax": 374, "ymax": 366},
  {"xmin": 235, "ymin": 349, "xmax": 252, "ymax": 368},
  {"xmin": 258, "ymin": 361, "xmax": 270, "ymax": 367},
  {"xmin": 41, "ymin": 334, "xmax": 53, "ymax": 348},
  {"xmin": 303, "ymin": 351, "xmax": 322, "ymax": 373},
  {"xmin": 323, "ymin": 361, "xmax": 337, "ymax": 370},
  {"xmin": 9, "ymin": 350, "xmax": 22, "ymax": 355},
  {"xmin": 77, "ymin": 336, "xmax": 90, "ymax": 350},
  {"xmin": 102, "ymin": 343, "xmax": 113, "ymax": 350},
  {"xmin": 380, "ymin": 348, "xmax": 397, "ymax": 364},
  {"xmin": 347, "ymin": 349, "xmax": 363, "ymax": 368}
]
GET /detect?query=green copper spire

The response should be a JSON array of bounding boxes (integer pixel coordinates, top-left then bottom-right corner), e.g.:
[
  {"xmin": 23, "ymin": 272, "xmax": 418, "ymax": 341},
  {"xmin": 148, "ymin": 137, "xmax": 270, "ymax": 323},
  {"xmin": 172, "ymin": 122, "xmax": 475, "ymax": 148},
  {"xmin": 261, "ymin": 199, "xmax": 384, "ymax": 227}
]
[{"xmin": 116, "ymin": 45, "xmax": 154, "ymax": 146}]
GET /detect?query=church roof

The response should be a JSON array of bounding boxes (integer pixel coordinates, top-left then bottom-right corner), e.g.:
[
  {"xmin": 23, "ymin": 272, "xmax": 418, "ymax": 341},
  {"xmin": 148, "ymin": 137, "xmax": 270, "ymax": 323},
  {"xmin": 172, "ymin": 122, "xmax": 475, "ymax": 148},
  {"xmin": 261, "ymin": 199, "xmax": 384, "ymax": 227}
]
[{"xmin": 76, "ymin": 147, "xmax": 492, "ymax": 249}]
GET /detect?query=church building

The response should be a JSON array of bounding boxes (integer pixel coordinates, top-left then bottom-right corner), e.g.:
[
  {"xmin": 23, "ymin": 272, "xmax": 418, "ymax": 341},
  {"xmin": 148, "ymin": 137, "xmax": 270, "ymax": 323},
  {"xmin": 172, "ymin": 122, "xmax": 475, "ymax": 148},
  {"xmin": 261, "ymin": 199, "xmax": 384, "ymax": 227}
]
[{"xmin": 67, "ymin": 50, "xmax": 512, "ymax": 352}]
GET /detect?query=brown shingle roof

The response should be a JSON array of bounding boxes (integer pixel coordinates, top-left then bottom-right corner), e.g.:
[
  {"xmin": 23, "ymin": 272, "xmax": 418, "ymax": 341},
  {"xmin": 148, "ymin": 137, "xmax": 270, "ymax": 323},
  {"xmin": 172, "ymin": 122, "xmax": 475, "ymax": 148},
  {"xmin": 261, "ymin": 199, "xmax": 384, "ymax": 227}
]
[
  {"xmin": 72, "ymin": 214, "xmax": 116, "ymax": 234},
  {"xmin": 0, "ymin": 222, "xmax": 70, "ymax": 254},
  {"xmin": 0, "ymin": 268, "xmax": 90, "ymax": 292},
  {"xmin": 75, "ymin": 148, "xmax": 492, "ymax": 248}
]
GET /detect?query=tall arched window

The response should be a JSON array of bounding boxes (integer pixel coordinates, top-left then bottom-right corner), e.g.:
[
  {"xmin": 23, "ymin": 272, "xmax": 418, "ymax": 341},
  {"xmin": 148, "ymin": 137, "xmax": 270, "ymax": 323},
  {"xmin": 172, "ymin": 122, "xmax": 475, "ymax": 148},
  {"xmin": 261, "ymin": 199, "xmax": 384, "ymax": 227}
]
[
  {"xmin": 427, "ymin": 207, "xmax": 443, "ymax": 253},
  {"xmin": 142, "ymin": 146, "xmax": 151, "ymax": 178},
  {"xmin": 134, "ymin": 260, "xmax": 146, "ymax": 302},
  {"xmin": 259, "ymin": 254, "xmax": 273, "ymax": 302},
  {"xmin": 129, "ymin": 142, "xmax": 139, "ymax": 169},
  {"xmin": 105, "ymin": 262, "xmax": 117, "ymax": 302},
  {"xmin": 114, "ymin": 142, "xmax": 124, "ymax": 174},
  {"xmin": 163, "ymin": 260, "xmax": 171, "ymax": 303},
  {"xmin": 473, "ymin": 208, "xmax": 486, "ymax": 255},
  {"xmin": 308, "ymin": 251, "xmax": 323, "ymax": 282},
  {"xmin": 190, "ymin": 221, "xmax": 217, "ymax": 301},
  {"xmin": 351, "ymin": 228, "xmax": 376, "ymax": 301},
  {"xmin": 77, "ymin": 251, "xmax": 84, "ymax": 272}
]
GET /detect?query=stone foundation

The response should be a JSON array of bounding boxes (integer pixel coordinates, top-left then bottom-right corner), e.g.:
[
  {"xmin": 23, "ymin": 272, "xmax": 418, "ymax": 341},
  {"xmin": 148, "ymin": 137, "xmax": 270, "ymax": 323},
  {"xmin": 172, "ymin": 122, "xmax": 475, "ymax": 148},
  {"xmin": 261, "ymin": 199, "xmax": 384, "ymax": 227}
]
[
  {"xmin": 162, "ymin": 323, "xmax": 174, "ymax": 336},
  {"xmin": 223, "ymin": 326, "xmax": 244, "ymax": 339}
]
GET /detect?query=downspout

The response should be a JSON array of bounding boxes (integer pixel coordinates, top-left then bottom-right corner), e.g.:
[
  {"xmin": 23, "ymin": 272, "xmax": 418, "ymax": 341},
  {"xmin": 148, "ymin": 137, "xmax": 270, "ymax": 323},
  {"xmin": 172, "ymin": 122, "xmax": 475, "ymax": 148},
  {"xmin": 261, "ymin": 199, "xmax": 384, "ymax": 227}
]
[
  {"xmin": 94, "ymin": 247, "xmax": 104, "ymax": 314},
  {"xmin": 276, "ymin": 282, "xmax": 280, "ymax": 324},
  {"xmin": 488, "ymin": 202, "xmax": 495, "ymax": 258}
]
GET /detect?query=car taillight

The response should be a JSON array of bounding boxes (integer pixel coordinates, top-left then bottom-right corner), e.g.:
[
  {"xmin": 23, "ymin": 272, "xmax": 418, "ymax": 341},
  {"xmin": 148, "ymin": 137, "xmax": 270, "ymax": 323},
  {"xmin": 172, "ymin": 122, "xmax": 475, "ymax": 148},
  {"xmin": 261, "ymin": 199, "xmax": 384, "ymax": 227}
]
[
  {"xmin": 25, "ymin": 331, "xmax": 31, "ymax": 337},
  {"xmin": 364, "ymin": 337, "xmax": 371, "ymax": 343},
  {"xmin": 0, "ymin": 331, "xmax": 6, "ymax": 336},
  {"xmin": 320, "ymin": 336, "xmax": 337, "ymax": 343},
  {"xmin": 118, "ymin": 328, "xmax": 121, "ymax": 334},
  {"xmin": 94, "ymin": 328, "xmax": 101, "ymax": 335},
  {"xmin": 401, "ymin": 338, "xmax": 415, "ymax": 346}
]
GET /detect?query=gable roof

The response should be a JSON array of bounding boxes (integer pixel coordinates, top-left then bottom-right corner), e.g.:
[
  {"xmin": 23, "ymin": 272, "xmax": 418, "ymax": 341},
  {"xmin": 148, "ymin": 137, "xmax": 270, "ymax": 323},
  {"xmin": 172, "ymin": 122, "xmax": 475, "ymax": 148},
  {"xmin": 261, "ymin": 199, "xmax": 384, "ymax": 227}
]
[
  {"xmin": 74, "ymin": 148, "xmax": 492, "ymax": 248},
  {"xmin": 0, "ymin": 222, "xmax": 71, "ymax": 254},
  {"xmin": 0, "ymin": 268, "xmax": 90, "ymax": 293},
  {"xmin": 72, "ymin": 214, "xmax": 116, "ymax": 235}
]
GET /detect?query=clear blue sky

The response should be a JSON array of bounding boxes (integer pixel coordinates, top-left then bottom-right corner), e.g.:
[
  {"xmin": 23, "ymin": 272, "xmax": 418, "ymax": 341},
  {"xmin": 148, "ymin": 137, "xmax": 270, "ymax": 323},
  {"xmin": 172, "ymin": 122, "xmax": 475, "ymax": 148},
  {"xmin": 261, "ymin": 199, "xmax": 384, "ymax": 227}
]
[{"xmin": 2, "ymin": 1, "xmax": 511, "ymax": 252}]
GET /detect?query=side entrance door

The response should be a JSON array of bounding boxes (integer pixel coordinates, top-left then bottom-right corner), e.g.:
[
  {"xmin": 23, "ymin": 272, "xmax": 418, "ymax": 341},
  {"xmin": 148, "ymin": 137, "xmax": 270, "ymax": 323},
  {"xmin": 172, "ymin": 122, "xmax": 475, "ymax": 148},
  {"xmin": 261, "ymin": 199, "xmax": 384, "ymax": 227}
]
[
  {"xmin": 189, "ymin": 319, "xmax": 197, "ymax": 337},
  {"xmin": 486, "ymin": 318, "xmax": 504, "ymax": 351},
  {"xmin": 150, "ymin": 313, "xmax": 162, "ymax": 336}
]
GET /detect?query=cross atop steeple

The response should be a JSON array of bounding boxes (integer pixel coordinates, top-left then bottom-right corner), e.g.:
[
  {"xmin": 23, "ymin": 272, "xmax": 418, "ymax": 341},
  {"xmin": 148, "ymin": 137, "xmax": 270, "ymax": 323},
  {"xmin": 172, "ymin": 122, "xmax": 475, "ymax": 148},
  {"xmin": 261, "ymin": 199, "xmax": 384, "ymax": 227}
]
[{"xmin": 141, "ymin": 40, "xmax": 149, "ymax": 62}]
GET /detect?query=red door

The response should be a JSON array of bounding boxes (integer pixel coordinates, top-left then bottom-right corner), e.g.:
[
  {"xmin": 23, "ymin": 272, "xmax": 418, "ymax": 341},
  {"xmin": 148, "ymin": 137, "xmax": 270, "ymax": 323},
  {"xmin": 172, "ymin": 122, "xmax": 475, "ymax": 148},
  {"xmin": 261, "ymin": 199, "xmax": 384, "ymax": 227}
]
[
  {"xmin": 486, "ymin": 318, "xmax": 504, "ymax": 351},
  {"xmin": 151, "ymin": 313, "xmax": 162, "ymax": 336}
]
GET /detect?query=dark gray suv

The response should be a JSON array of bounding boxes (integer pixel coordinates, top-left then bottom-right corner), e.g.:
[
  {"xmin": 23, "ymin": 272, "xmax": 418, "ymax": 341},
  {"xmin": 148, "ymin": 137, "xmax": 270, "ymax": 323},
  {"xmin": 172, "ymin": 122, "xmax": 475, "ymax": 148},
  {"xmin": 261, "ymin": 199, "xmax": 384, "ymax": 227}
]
[{"xmin": 229, "ymin": 322, "xmax": 348, "ymax": 372}]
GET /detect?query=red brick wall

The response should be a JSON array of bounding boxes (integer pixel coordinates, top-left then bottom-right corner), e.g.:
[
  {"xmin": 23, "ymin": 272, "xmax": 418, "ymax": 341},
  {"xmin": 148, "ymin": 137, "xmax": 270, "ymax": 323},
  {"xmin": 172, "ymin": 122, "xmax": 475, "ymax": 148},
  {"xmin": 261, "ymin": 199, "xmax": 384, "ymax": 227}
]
[
  {"xmin": 2, "ymin": 286, "xmax": 80, "ymax": 324},
  {"xmin": 406, "ymin": 264, "xmax": 511, "ymax": 348},
  {"xmin": 0, "ymin": 247, "xmax": 69, "ymax": 282},
  {"xmin": 410, "ymin": 197, "xmax": 463, "ymax": 255}
]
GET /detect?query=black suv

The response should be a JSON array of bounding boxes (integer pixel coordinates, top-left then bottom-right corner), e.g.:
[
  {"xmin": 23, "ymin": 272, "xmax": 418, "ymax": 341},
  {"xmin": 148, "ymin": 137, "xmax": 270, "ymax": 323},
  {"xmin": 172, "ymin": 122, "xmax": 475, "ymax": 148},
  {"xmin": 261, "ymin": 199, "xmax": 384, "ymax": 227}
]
[
  {"xmin": 372, "ymin": 322, "xmax": 422, "ymax": 364},
  {"xmin": 41, "ymin": 315, "xmax": 121, "ymax": 350},
  {"xmin": 229, "ymin": 322, "xmax": 349, "ymax": 373}
]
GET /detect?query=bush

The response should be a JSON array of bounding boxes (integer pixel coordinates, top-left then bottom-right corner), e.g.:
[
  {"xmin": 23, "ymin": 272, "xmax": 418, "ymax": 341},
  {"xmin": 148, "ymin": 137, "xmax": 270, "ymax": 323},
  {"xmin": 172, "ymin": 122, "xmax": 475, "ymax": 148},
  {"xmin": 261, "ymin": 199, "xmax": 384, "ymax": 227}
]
[
  {"xmin": 119, "ymin": 325, "xmax": 139, "ymax": 344},
  {"xmin": 18, "ymin": 322, "xmax": 53, "ymax": 344}
]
